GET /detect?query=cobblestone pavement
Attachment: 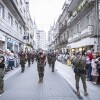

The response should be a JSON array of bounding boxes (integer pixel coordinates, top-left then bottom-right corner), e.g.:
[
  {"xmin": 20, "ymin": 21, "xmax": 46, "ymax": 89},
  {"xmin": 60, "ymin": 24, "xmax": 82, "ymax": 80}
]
[
  {"xmin": 55, "ymin": 61, "xmax": 100, "ymax": 100},
  {"xmin": 0, "ymin": 61, "xmax": 79, "ymax": 100}
]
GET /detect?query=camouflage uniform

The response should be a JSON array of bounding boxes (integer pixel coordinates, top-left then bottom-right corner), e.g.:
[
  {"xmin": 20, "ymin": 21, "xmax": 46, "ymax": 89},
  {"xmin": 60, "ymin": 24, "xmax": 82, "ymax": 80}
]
[
  {"xmin": 37, "ymin": 52, "xmax": 46, "ymax": 83},
  {"xmin": 71, "ymin": 54, "xmax": 88, "ymax": 96},
  {"xmin": 0, "ymin": 52, "xmax": 5, "ymax": 94},
  {"xmin": 19, "ymin": 51, "xmax": 26, "ymax": 72},
  {"xmin": 27, "ymin": 52, "xmax": 31, "ymax": 67},
  {"xmin": 47, "ymin": 53, "xmax": 52, "ymax": 67},
  {"xmin": 51, "ymin": 52, "xmax": 56, "ymax": 72}
]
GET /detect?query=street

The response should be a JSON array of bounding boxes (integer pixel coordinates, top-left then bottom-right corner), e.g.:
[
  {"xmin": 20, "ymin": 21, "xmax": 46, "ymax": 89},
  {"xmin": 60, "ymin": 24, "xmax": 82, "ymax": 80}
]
[{"xmin": 0, "ymin": 61, "xmax": 79, "ymax": 100}]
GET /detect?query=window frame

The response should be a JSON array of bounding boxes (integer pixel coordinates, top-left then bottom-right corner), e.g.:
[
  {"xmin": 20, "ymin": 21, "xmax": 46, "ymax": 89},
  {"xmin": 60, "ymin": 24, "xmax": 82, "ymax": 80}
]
[
  {"xmin": 0, "ymin": 3, "xmax": 4, "ymax": 18},
  {"xmin": 8, "ymin": 13, "xmax": 13, "ymax": 26}
]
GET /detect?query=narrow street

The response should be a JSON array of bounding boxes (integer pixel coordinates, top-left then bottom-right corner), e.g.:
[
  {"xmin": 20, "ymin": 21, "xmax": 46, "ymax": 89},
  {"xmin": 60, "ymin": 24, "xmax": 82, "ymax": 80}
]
[{"xmin": 0, "ymin": 61, "xmax": 79, "ymax": 100}]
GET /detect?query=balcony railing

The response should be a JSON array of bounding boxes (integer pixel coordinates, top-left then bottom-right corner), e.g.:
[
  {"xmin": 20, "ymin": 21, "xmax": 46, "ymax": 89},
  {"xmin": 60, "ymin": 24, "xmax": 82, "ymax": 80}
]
[
  {"xmin": 68, "ymin": 36, "xmax": 73, "ymax": 42},
  {"xmin": 81, "ymin": 25, "xmax": 94, "ymax": 36}
]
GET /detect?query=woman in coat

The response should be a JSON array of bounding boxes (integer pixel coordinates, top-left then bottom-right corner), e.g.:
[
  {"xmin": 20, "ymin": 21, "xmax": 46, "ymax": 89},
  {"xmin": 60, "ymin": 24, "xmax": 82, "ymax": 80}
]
[{"xmin": 91, "ymin": 53, "xmax": 99, "ymax": 84}]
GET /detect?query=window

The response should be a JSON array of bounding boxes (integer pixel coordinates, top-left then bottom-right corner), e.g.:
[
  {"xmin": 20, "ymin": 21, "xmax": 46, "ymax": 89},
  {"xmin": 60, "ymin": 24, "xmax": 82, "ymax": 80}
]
[
  {"xmin": 0, "ymin": 4, "xmax": 4, "ymax": 18},
  {"xmin": 15, "ymin": 21, "xmax": 18, "ymax": 30},
  {"xmin": 86, "ymin": 14, "xmax": 91, "ymax": 26},
  {"xmin": 19, "ymin": 26, "xmax": 22, "ymax": 34},
  {"xmin": 8, "ymin": 13, "xmax": 13, "ymax": 26}
]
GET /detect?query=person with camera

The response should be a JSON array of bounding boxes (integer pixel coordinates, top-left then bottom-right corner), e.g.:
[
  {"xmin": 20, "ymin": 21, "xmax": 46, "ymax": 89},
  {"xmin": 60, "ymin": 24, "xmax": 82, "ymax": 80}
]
[{"xmin": 71, "ymin": 51, "xmax": 88, "ymax": 96}]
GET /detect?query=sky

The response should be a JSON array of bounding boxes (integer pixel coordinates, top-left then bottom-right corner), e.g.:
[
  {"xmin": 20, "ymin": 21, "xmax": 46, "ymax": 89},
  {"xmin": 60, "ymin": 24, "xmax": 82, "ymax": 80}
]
[{"xmin": 29, "ymin": 0, "xmax": 65, "ymax": 33}]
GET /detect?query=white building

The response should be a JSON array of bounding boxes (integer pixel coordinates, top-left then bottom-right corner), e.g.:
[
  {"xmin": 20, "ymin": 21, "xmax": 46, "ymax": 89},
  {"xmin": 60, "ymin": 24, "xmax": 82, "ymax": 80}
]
[
  {"xmin": 0, "ymin": 0, "xmax": 34, "ymax": 52},
  {"xmin": 37, "ymin": 30, "xmax": 46, "ymax": 50}
]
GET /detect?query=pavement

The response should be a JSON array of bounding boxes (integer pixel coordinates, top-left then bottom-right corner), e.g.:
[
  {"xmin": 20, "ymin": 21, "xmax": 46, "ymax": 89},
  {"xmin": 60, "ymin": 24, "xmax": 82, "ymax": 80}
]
[
  {"xmin": 1, "ymin": 60, "xmax": 100, "ymax": 100},
  {"xmin": 0, "ymin": 61, "xmax": 79, "ymax": 100},
  {"xmin": 55, "ymin": 61, "xmax": 100, "ymax": 100}
]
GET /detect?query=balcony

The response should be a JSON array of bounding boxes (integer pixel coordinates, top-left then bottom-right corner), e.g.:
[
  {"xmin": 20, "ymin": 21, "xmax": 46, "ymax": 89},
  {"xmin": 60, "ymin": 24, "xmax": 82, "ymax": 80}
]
[
  {"xmin": 80, "ymin": 25, "xmax": 94, "ymax": 37},
  {"xmin": 68, "ymin": 36, "xmax": 73, "ymax": 42},
  {"xmin": 67, "ymin": 0, "xmax": 95, "ymax": 25}
]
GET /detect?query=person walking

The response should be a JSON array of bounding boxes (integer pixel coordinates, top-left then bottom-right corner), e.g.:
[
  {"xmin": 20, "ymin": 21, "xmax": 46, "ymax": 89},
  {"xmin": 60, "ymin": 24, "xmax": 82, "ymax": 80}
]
[
  {"xmin": 31, "ymin": 51, "xmax": 35, "ymax": 64},
  {"xmin": 71, "ymin": 51, "xmax": 88, "ymax": 96},
  {"xmin": 0, "ymin": 49, "xmax": 5, "ymax": 94},
  {"xmin": 19, "ymin": 50, "xmax": 26, "ymax": 73},
  {"xmin": 51, "ymin": 51, "xmax": 56, "ymax": 72},
  {"xmin": 91, "ymin": 53, "xmax": 99, "ymax": 84},
  {"xmin": 47, "ymin": 52, "xmax": 52, "ymax": 67},
  {"xmin": 37, "ymin": 49, "xmax": 46, "ymax": 83},
  {"xmin": 8, "ymin": 50, "xmax": 14, "ymax": 70},
  {"xmin": 27, "ymin": 51, "xmax": 31, "ymax": 67}
]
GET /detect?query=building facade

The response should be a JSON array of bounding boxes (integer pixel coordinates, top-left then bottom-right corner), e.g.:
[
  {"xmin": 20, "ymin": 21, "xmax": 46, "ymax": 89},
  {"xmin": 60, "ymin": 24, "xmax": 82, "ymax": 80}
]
[
  {"xmin": 37, "ymin": 30, "xmax": 46, "ymax": 50},
  {"xmin": 49, "ymin": 0, "xmax": 100, "ymax": 54},
  {"xmin": 0, "ymin": 0, "xmax": 34, "ymax": 52}
]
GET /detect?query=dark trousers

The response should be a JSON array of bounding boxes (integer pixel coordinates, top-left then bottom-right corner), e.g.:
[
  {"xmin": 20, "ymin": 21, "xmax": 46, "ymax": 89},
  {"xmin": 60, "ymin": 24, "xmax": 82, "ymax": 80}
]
[
  {"xmin": 87, "ymin": 64, "xmax": 92, "ymax": 81},
  {"xmin": 28, "ymin": 59, "xmax": 30, "ymax": 67}
]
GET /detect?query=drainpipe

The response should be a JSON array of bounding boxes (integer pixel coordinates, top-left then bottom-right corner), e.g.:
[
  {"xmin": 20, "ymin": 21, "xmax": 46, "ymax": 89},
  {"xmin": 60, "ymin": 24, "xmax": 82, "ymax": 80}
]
[{"xmin": 96, "ymin": 0, "xmax": 99, "ymax": 50}]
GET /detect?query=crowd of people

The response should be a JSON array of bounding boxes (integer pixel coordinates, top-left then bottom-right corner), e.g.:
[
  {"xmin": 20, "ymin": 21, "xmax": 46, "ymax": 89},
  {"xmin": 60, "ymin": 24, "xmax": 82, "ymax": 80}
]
[
  {"xmin": 58, "ymin": 50, "xmax": 100, "ymax": 84},
  {"xmin": 0, "ymin": 48, "xmax": 100, "ymax": 96},
  {"xmin": 57, "ymin": 49, "xmax": 100, "ymax": 96},
  {"xmin": 0, "ymin": 48, "xmax": 57, "ymax": 94}
]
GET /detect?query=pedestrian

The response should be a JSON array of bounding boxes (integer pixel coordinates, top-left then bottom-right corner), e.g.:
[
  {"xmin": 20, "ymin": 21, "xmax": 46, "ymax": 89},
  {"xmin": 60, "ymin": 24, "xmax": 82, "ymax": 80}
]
[
  {"xmin": 37, "ymin": 49, "xmax": 46, "ymax": 83},
  {"xmin": 19, "ymin": 50, "xmax": 26, "ymax": 73},
  {"xmin": 87, "ymin": 50, "xmax": 93, "ymax": 81},
  {"xmin": 71, "ymin": 51, "xmax": 88, "ymax": 96},
  {"xmin": 31, "ymin": 51, "xmax": 34, "ymax": 64},
  {"xmin": 91, "ymin": 53, "xmax": 99, "ymax": 84},
  {"xmin": 27, "ymin": 51, "xmax": 31, "ymax": 67},
  {"xmin": 0, "ymin": 49, "xmax": 5, "ymax": 94},
  {"xmin": 47, "ymin": 52, "xmax": 52, "ymax": 67},
  {"xmin": 51, "ymin": 51, "xmax": 56, "ymax": 72},
  {"xmin": 8, "ymin": 50, "xmax": 14, "ymax": 70}
]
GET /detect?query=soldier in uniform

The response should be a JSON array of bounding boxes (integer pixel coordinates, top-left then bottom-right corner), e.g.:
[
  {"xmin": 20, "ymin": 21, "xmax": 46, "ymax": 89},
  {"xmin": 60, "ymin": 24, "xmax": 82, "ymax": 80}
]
[
  {"xmin": 51, "ymin": 51, "xmax": 56, "ymax": 72},
  {"xmin": 0, "ymin": 49, "xmax": 5, "ymax": 94},
  {"xmin": 47, "ymin": 52, "xmax": 52, "ymax": 67},
  {"xmin": 37, "ymin": 49, "xmax": 46, "ymax": 83},
  {"xmin": 31, "ymin": 51, "xmax": 34, "ymax": 64},
  {"xmin": 27, "ymin": 51, "xmax": 31, "ymax": 67},
  {"xmin": 71, "ymin": 51, "xmax": 88, "ymax": 96},
  {"xmin": 19, "ymin": 50, "xmax": 26, "ymax": 73}
]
